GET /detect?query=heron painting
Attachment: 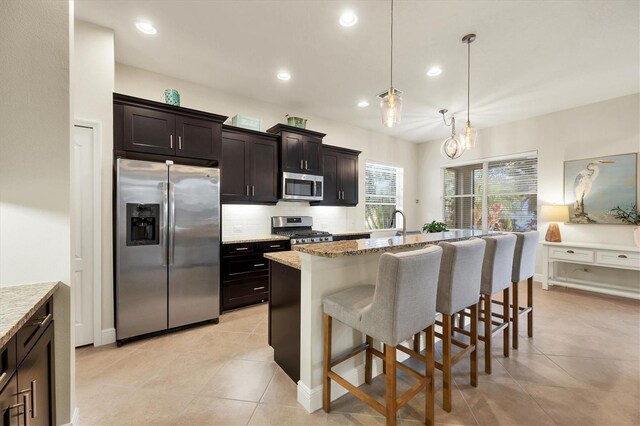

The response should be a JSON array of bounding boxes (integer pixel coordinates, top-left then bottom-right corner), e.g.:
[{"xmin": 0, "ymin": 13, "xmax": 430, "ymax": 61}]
[{"xmin": 564, "ymin": 153, "xmax": 638, "ymax": 224}]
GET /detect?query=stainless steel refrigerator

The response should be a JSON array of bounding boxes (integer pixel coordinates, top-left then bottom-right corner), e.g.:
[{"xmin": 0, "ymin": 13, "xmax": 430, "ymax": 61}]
[{"xmin": 115, "ymin": 158, "xmax": 220, "ymax": 343}]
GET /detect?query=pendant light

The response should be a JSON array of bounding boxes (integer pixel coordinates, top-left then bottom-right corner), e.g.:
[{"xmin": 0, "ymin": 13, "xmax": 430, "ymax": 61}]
[
  {"xmin": 460, "ymin": 33, "xmax": 477, "ymax": 149},
  {"xmin": 439, "ymin": 109, "xmax": 465, "ymax": 159},
  {"xmin": 380, "ymin": 0, "xmax": 402, "ymax": 127}
]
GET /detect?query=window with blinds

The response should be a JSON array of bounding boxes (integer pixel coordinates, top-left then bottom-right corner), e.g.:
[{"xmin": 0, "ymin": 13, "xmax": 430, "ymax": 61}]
[
  {"xmin": 365, "ymin": 162, "xmax": 404, "ymax": 230},
  {"xmin": 443, "ymin": 157, "xmax": 537, "ymax": 232}
]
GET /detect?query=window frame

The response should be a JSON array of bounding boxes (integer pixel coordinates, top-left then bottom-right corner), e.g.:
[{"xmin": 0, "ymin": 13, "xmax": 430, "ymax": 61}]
[{"xmin": 364, "ymin": 161, "xmax": 404, "ymax": 230}]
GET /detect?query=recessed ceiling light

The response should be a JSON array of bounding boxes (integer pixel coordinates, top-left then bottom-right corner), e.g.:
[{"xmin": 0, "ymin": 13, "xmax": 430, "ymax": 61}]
[
  {"xmin": 277, "ymin": 71, "xmax": 291, "ymax": 81},
  {"xmin": 339, "ymin": 11, "xmax": 358, "ymax": 27},
  {"xmin": 135, "ymin": 21, "xmax": 157, "ymax": 35},
  {"xmin": 426, "ymin": 66, "xmax": 442, "ymax": 77},
  {"xmin": 357, "ymin": 100, "xmax": 369, "ymax": 108}
]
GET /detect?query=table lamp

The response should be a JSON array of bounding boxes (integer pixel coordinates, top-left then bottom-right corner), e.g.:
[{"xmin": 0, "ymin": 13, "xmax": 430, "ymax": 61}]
[{"xmin": 540, "ymin": 205, "xmax": 569, "ymax": 242}]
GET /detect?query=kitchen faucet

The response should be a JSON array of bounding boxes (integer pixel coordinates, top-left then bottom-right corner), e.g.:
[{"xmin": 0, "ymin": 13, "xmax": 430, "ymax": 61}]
[{"xmin": 389, "ymin": 209, "xmax": 406, "ymax": 236}]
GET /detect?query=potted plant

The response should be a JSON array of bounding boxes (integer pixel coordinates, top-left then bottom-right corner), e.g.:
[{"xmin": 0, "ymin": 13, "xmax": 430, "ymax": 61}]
[
  {"xmin": 422, "ymin": 221, "xmax": 448, "ymax": 233},
  {"xmin": 610, "ymin": 204, "xmax": 640, "ymax": 247}
]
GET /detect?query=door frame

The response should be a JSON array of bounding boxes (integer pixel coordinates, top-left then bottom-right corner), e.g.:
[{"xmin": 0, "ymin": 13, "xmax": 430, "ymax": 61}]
[{"xmin": 73, "ymin": 119, "xmax": 103, "ymax": 346}]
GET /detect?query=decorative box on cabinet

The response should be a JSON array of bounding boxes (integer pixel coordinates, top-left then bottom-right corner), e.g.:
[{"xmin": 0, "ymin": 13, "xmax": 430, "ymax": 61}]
[
  {"xmin": 315, "ymin": 145, "xmax": 360, "ymax": 206},
  {"xmin": 221, "ymin": 241, "xmax": 291, "ymax": 311},
  {"xmin": 266, "ymin": 124, "xmax": 326, "ymax": 176},
  {"xmin": 0, "ymin": 297, "xmax": 55, "ymax": 426},
  {"xmin": 541, "ymin": 241, "xmax": 640, "ymax": 299},
  {"xmin": 114, "ymin": 93, "xmax": 227, "ymax": 163},
  {"xmin": 220, "ymin": 126, "xmax": 279, "ymax": 205}
]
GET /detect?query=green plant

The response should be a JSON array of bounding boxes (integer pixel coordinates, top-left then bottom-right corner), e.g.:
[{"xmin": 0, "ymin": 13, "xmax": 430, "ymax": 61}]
[
  {"xmin": 610, "ymin": 204, "xmax": 640, "ymax": 225},
  {"xmin": 422, "ymin": 220, "xmax": 448, "ymax": 233}
]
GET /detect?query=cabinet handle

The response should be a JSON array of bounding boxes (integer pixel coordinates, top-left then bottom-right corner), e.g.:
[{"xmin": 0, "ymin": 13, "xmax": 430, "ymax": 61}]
[
  {"xmin": 170, "ymin": 134, "xmax": 173, "ymax": 149},
  {"xmin": 269, "ymin": 245, "xmax": 281, "ymax": 248},
  {"xmin": 253, "ymin": 263, "xmax": 266, "ymax": 267},
  {"xmin": 300, "ymin": 159, "xmax": 304, "ymax": 169},
  {"xmin": 253, "ymin": 286, "xmax": 266, "ymax": 291},
  {"xmin": 178, "ymin": 135, "xmax": 182, "ymax": 150},
  {"xmin": 252, "ymin": 185, "xmax": 255, "ymax": 196},
  {"xmin": 566, "ymin": 250, "xmax": 574, "ymax": 254},
  {"xmin": 235, "ymin": 247, "xmax": 249, "ymax": 251},
  {"xmin": 246, "ymin": 185, "xmax": 250, "ymax": 196},
  {"xmin": 305, "ymin": 160, "xmax": 308, "ymax": 170},
  {"xmin": 0, "ymin": 372, "xmax": 6, "ymax": 383},
  {"xmin": 23, "ymin": 394, "xmax": 29, "ymax": 426},
  {"xmin": 618, "ymin": 254, "xmax": 628, "ymax": 259}
]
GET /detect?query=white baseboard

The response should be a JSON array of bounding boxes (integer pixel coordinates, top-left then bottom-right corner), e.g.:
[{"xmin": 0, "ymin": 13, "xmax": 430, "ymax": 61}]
[
  {"xmin": 534, "ymin": 273, "xmax": 544, "ymax": 284},
  {"xmin": 100, "ymin": 328, "xmax": 116, "ymax": 345},
  {"xmin": 62, "ymin": 407, "xmax": 79, "ymax": 426}
]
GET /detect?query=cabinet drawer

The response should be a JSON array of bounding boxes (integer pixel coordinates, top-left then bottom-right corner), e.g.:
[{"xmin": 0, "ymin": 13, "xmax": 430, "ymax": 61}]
[
  {"xmin": 224, "ymin": 256, "xmax": 268, "ymax": 280},
  {"xmin": 221, "ymin": 278, "xmax": 269, "ymax": 311},
  {"xmin": 549, "ymin": 247, "xmax": 594, "ymax": 263},
  {"xmin": 258, "ymin": 241, "xmax": 290, "ymax": 252},
  {"xmin": 223, "ymin": 243, "xmax": 255, "ymax": 256},
  {"xmin": 596, "ymin": 251, "xmax": 640, "ymax": 270},
  {"xmin": 0, "ymin": 336, "xmax": 16, "ymax": 392},
  {"xmin": 17, "ymin": 299, "xmax": 53, "ymax": 363}
]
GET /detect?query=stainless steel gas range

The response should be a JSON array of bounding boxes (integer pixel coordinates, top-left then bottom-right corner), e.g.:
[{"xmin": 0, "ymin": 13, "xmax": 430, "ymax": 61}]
[{"xmin": 271, "ymin": 216, "xmax": 333, "ymax": 245}]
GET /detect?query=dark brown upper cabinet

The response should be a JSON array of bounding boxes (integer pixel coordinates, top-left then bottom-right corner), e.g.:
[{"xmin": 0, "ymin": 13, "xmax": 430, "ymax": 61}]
[
  {"xmin": 221, "ymin": 126, "xmax": 278, "ymax": 205},
  {"xmin": 114, "ymin": 93, "xmax": 226, "ymax": 163},
  {"xmin": 266, "ymin": 124, "xmax": 326, "ymax": 175},
  {"xmin": 314, "ymin": 145, "xmax": 361, "ymax": 206}
]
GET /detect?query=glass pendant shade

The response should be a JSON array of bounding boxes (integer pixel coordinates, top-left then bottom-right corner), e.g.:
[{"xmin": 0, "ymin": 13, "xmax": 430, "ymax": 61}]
[
  {"xmin": 441, "ymin": 135, "xmax": 465, "ymax": 159},
  {"xmin": 461, "ymin": 122, "xmax": 478, "ymax": 149},
  {"xmin": 380, "ymin": 89, "xmax": 402, "ymax": 127}
]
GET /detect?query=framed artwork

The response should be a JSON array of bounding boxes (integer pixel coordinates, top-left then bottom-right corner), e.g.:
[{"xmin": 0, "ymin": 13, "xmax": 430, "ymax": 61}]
[{"xmin": 564, "ymin": 153, "xmax": 638, "ymax": 224}]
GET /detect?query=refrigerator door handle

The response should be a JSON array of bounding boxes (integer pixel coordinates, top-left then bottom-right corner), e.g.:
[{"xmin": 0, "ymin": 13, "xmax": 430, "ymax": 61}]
[
  {"xmin": 162, "ymin": 182, "xmax": 169, "ymax": 266},
  {"xmin": 169, "ymin": 181, "xmax": 176, "ymax": 265}
]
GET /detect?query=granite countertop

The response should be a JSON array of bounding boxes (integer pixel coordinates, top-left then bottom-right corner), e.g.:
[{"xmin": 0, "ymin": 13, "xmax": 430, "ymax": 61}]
[
  {"xmin": 0, "ymin": 282, "xmax": 60, "ymax": 348},
  {"xmin": 264, "ymin": 251, "xmax": 301, "ymax": 270},
  {"xmin": 222, "ymin": 235, "xmax": 290, "ymax": 245},
  {"xmin": 293, "ymin": 230, "xmax": 500, "ymax": 258}
]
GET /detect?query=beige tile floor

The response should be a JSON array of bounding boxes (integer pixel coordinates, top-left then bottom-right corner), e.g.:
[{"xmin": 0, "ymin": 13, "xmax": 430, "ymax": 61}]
[{"xmin": 76, "ymin": 283, "xmax": 640, "ymax": 425}]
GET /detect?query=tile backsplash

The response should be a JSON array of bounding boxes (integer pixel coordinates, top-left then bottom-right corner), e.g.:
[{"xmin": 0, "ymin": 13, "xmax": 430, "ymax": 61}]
[{"xmin": 221, "ymin": 202, "xmax": 358, "ymax": 238}]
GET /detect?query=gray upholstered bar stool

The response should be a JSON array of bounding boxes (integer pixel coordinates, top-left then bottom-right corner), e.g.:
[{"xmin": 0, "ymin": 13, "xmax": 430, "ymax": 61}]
[
  {"xmin": 510, "ymin": 231, "xmax": 539, "ymax": 349},
  {"xmin": 433, "ymin": 238, "xmax": 485, "ymax": 413},
  {"xmin": 322, "ymin": 246, "xmax": 443, "ymax": 426},
  {"xmin": 478, "ymin": 234, "xmax": 517, "ymax": 373}
]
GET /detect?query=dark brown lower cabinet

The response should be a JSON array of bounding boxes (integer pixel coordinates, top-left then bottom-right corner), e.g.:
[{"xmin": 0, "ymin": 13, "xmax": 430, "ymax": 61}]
[{"xmin": 0, "ymin": 300, "xmax": 54, "ymax": 426}]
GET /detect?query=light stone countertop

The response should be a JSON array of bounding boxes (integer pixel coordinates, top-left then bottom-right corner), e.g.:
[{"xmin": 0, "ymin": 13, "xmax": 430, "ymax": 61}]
[
  {"xmin": 0, "ymin": 281, "xmax": 60, "ymax": 348},
  {"xmin": 222, "ymin": 235, "xmax": 290, "ymax": 245},
  {"xmin": 264, "ymin": 251, "xmax": 301, "ymax": 270},
  {"xmin": 293, "ymin": 230, "xmax": 500, "ymax": 258}
]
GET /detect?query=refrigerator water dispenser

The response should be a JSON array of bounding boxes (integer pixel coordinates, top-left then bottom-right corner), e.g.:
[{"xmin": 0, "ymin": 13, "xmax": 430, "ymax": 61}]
[{"xmin": 126, "ymin": 203, "xmax": 160, "ymax": 246}]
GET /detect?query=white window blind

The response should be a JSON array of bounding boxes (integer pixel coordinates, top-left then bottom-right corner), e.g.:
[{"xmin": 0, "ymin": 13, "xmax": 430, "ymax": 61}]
[
  {"xmin": 443, "ymin": 157, "xmax": 537, "ymax": 232},
  {"xmin": 365, "ymin": 162, "xmax": 404, "ymax": 230}
]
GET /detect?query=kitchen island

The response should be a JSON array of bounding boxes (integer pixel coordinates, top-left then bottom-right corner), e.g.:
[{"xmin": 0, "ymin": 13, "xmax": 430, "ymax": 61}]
[{"xmin": 265, "ymin": 230, "xmax": 496, "ymax": 412}]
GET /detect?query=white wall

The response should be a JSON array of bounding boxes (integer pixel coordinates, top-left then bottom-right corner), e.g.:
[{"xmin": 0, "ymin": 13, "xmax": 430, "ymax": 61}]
[
  {"xmin": 418, "ymin": 93, "xmax": 640, "ymax": 276},
  {"xmin": 0, "ymin": 0, "xmax": 73, "ymax": 423},
  {"xmin": 114, "ymin": 64, "xmax": 421, "ymax": 236},
  {"xmin": 73, "ymin": 20, "xmax": 115, "ymax": 333}
]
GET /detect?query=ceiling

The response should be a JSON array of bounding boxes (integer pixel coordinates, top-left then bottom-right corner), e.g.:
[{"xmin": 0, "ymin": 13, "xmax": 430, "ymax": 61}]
[{"xmin": 75, "ymin": 0, "xmax": 639, "ymax": 143}]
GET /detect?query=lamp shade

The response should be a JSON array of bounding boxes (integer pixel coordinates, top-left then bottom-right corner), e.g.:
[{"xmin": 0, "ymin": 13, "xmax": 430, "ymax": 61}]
[{"xmin": 540, "ymin": 205, "xmax": 569, "ymax": 222}]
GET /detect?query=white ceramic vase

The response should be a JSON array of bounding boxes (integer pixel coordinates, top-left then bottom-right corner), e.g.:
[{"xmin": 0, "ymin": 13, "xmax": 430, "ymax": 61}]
[{"xmin": 634, "ymin": 227, "xmax": 640, "ymax": 247}]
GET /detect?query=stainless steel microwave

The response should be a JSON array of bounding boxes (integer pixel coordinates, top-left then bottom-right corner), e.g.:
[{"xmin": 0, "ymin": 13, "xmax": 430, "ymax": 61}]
[{"xmin": 281, "ymin": 172, "xmax": 323, "ymax": 201}]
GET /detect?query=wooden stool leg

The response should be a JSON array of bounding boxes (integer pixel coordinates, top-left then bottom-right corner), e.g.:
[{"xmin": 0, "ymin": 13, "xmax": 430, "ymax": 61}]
[
  {"xmin": 502, "ymin": 287, "xmax": 510, "ymax": 357},
  {"xmin": 413, "ymin": 332, "xmax": 421, "ymax": 353},
  {"xmin": 425, "ymin": 325, "xmax": 435, "ymax": 426},
  {"xmin": 323, "ymin": 313, "xmax": 333, "ymax": 412},
  {"xmin": 527, "ymin": 277, "xmax": 533, "ymax": 338},
  {"xmin": 365, "ymin": 335, "xmax": 373, "ymax": 384},
  {"xmin": 385, "ymin": 344, "xmax": 398, "ymax": 426},
  {"xmin": 483, "ymin": 295, "xmax": 492, "ymax": 374},
  {"xmin": 382, "ymin": 345, "xmax": 387, "ymax": 374},
  {"xmin": 512, "ymin": 281, "xmax": 519, "ymax": 349},
  {"xmin": 458, "ymin": 309, "xmax": 466, "ymax": 330},
  {"xmin": 442, "ymin": 314, "xmax": 452, "ymax": 412},
  {"xmin": 470, "ymin": 303, "xmax": 478, "ymax": 387}
]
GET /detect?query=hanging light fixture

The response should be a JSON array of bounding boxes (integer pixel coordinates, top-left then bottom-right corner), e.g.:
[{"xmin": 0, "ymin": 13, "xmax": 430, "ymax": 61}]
[
  {"xmin": 379, "ymin": 0, "xmax": 402, "ymax": 127},
  {"xmin": 460, "ymin": 33, "xmax": 477, "ymax": 149},
  {"xmin": 439, "ymin": 109, "xmax": 465, "ymax": 159}
]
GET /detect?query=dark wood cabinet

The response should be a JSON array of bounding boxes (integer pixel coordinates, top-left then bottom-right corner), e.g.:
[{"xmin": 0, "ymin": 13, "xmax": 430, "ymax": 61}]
[
  {"xmin": 221, "ymin": 240, "xmax": 290, "ymax": 311},
  {"xmin": 315, "ymin": 145, "xmax": 361, "ymax": 206},
  {"xmin": 221, "ymin": 126, "xmax": 278, "ymax": 205},
  {"xmin": 266, "ymin": 124, "xmax": 326, "ymax": 175},
  {"xmin": 0, "ymin": 298, "xmax": 54, "ymax": 426},
  {"xmin": 114, "ymin": 93, "xmax": 226, "ymax": 163}
]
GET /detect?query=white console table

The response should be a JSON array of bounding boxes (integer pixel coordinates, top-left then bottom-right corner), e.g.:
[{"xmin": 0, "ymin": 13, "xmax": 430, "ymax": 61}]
[{"xmin": 541, "ymin": 241, "xmax": 640, "ymax": 299}]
